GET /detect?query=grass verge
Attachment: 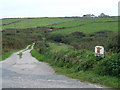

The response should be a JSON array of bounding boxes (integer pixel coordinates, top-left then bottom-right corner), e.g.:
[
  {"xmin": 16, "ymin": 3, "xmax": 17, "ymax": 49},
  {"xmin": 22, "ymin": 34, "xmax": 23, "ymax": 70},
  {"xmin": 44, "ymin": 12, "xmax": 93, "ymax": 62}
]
[
  {"xmin": 0, "ymin": 48, "xmax": 25, "ymax": 61},
  {"xmin": 30, "ymin": 49, "xmax": 119, "ymax": 88}
]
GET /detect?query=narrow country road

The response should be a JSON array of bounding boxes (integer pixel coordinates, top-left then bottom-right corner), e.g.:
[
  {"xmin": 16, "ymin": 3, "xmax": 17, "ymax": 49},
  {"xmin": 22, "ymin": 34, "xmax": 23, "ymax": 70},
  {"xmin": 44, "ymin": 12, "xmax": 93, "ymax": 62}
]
[{"xmin": 0, "ymin": 44, "xmax": 105, "ymax": 88}]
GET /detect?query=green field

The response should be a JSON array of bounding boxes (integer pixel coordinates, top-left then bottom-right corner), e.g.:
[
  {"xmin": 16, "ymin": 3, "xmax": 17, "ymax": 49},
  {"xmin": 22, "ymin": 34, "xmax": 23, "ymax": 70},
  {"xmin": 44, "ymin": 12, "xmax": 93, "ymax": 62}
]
[
  {"xmin": 2, "ymin": 18, "xmax": 75, "ymax": 30},
  {"xmin": 51, "ymin": 22, "xmax": 118, "ymax": 34},
  {"xmin": 2, "ymin": 17, "xmax": 118, "ymax": 34},
  {"xmin": 2, "ymin": 18, "xmax": 25, "ymax": 25},
  {"xmin": 50, "ymin": 17, "xmax": 118, "ymax": 28},
  {"xmin": 49, "ymin": 17, "xmax": 118, "ymax": 34}
]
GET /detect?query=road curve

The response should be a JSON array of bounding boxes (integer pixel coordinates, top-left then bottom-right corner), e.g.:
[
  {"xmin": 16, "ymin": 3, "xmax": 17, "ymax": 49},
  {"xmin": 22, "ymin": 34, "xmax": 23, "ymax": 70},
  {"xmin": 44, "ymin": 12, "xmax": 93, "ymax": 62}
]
[{"xmin": 0, "ymin": 45, "xmax": 105, "ymax": 88}]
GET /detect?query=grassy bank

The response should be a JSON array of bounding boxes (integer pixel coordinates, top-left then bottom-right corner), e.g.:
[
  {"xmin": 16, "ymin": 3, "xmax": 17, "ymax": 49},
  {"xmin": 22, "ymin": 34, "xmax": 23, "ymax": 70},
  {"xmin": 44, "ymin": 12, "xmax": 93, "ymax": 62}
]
[
  {"xmin": 0, "ymin": 48, "xmax": 25, "ymax": 61},
  {"xmin": 0, "ymin": 44, "xmax": 33, "ymax": 61},
  {"xmin": 30, "ymin": 49, "xmax": 119, "ymax": 88}
]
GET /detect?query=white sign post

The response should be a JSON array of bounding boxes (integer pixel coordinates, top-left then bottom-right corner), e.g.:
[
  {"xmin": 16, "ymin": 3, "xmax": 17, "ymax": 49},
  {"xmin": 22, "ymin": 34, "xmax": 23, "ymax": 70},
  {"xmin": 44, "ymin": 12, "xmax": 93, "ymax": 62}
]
[{"xmin": 95, "ymin": 46, "xmax": 104, "ymax": 57}]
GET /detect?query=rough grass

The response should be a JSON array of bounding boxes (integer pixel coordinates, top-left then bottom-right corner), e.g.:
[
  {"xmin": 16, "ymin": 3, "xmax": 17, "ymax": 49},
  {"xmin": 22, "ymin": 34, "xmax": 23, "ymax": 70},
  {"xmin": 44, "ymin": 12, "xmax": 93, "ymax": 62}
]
[
  {"xmin": 53, "ymin": 67, "xmax": 119, "ymax": 88},
  {"xmin": 30, "ymin": 49, "xmax": 119, "ymax": 88},
  {"xmin": 30, "ymin": 49, "xmax": 47, "ymax": 62},
  {"xmin": 0, "ymin": 48, "xmax": 25, "ymax": 61},
  {"xmin": 49, "ymin": 43, "xmax": 73, "ymax": 53},
  {"xmin": 0, "ymin": 49, "xmax": 18, "ymax": 61}
]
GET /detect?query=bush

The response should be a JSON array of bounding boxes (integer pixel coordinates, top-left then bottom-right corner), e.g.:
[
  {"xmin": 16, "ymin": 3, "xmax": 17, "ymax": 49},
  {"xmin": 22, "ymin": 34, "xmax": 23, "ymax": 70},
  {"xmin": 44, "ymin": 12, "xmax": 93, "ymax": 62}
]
[
  {"xmin": 107, "ymin": 34, "xmax": 120, "ymax": 53},
  {"xmin": 35, "ymin": 41, "xmax": 119, "ymax": 78},
  {"xmin": 75, "ymin": 54, "xmax": 97, "ymax": 71},
  {"xmin": 46, "ymin": 34, "xmax": 65, "ymax": 42},
  {"xmin": 71, "ymin": 32, "xmax": 86, "ymax": 37},
  {"xmin": 94, "ymin": 53, "xmax": 120, "ymax": 77},
  {"xmin": 35, "ymin": 41, "xmax": 49, "ymax": 53}
]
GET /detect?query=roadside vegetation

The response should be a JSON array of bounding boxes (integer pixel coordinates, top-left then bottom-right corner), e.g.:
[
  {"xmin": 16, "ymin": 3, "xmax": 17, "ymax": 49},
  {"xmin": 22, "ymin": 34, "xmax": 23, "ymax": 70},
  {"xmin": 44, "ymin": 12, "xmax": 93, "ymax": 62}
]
[
  {"xmin": 18, "ymin": 52, "xmax": 23, "ymax": 59},
  {"xmin": 0, "ymin": 48, "xmax": 24, "ymax": 61},
  {"xmin": 2, "ymin": 17, "xmax": 119, "ymax": 88},
  {"xmin": 31, "ymin": 41, "xmax": 119, "ymax": 88}
]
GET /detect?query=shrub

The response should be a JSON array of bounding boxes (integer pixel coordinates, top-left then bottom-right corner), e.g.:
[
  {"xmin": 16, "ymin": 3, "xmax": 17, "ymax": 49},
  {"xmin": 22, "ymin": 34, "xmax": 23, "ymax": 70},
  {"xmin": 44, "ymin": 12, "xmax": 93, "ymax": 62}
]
[
  {"xmin": 75, "ymin": 55, "xmax": 97, "ymax": 71},
  {"xmin": 46, "ymin": 34, "xmax": 65, "ymax": 42},
  {"xmin": 35, "ymin": 41, "xmax": 49, "ymax": 53},
  {"xmin": 107, "ymin": 34, "xmax": 120, "ymax": 53},
  {"xmin": 94, "ymin": 53, "xmax": 120, "ymax": 77},
  {"xmin": 71, "ymin": 32, "xmax": 86, "ymax": 37}
]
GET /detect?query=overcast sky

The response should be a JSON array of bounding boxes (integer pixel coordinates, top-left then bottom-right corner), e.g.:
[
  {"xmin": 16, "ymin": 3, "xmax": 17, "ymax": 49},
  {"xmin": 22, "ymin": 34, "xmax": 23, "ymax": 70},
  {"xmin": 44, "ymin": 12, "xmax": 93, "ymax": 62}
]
[{"xmin": 0, "ymin": 0, "xmax": 119, "ymax": 18}]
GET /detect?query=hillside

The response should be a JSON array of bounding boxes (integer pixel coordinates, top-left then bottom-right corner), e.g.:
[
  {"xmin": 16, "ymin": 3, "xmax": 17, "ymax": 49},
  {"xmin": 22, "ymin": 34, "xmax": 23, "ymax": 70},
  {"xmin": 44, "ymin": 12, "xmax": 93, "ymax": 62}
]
[{"xmin": 1, "ymin": 17, "xmax": 119, "ymax": 88}]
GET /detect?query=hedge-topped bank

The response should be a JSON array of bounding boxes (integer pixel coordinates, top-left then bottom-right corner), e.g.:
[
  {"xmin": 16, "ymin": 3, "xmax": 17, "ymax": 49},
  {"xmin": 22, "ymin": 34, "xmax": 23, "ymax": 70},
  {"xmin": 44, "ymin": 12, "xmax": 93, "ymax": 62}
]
[{"xmin": 31, "ymin": 42, "xmax": 119, "ymax": 88}]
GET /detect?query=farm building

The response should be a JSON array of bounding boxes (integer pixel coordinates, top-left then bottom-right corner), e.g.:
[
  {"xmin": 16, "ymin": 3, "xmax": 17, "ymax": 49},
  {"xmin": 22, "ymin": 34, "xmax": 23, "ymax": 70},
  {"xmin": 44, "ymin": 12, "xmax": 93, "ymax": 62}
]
[
  {"xmin": 83, "ymin": 14, "xmax": 97, "ymax": 18},
  {"xmin": 98, "ymin": 13, "xmax": 109, "ymax": 17}
]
